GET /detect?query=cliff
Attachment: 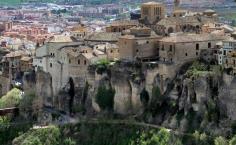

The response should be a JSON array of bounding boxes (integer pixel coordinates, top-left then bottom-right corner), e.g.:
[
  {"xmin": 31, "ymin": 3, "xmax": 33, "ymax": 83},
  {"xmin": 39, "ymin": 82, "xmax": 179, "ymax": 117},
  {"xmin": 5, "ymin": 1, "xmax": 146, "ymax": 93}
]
[{"xmin": 28, "ymin": 60, "xmax": 236, "ymax": 137}]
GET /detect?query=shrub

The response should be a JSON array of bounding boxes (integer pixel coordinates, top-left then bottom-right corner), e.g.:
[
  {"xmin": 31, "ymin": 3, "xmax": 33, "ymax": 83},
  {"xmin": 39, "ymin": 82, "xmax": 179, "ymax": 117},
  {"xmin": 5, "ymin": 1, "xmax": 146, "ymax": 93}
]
[
  {"xmin": 230, "ymin": 135, "xmax": 236, "ymax": 145},
  {"xmin": 0, "ymin": 88, "xmax": 22, "ymax": 108},
  {"xmin": 64, "ymin": 138, "xmax": 76, "ymax": 145},
  {"xmin": 95, "ymin": 59, "xmax": 110, "ymax": 74},
  {"xmin": 95, "ymin": 85, "xmax": 115, "ymax": 111},
  {"xmin": 13, "ymin": 125, "xmax": 61, "ymax": 145},
  {"xmin": 130, "ymin": 128, "xmax": 183, "ymax": 145},
  {"xmin": 214, "ymin": 136, "xmax": 228, "ymax": 145}
]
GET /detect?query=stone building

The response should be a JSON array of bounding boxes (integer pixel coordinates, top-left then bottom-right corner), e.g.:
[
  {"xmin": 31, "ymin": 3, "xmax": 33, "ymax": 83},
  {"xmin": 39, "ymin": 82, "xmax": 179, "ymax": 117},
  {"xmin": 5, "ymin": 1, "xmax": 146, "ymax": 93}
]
[
  {"xmin": 118, "ymin": 26, "xmax": 161, "ymax": 61},
  {"xmin": 20, "ymin": 56, "xmax": 33, "ymax": 72},
  {"xmin": 106, "ymin": 20, "xmax": 139, "ymax": 33},
  {"xmin": 172, "ymin": 9, "xmax": 189, "ymax": 17},
  {"xmin": 94, "ymin": 43, "xmax": 120, "ymax": 61},
  {"xmin": 218, "ymin": 39, "xmax": 236, "ymax": 65},
  {"xmin": 223, "ymin": 51, "xmax": 236, "ymax": 75},
  {"xmin": 155, "ymin": 16, "xmax": 202, "ymax": 36},
  {"xmin": 33, "ymin": 35, "xmax": 106, "ymax": 96},
  {"xmin": 140, "ymin": 2, "xmax": 166, "ymax": 24},
  {"xmin": 159, "ymin": 33, "xmax": 227, "ymax": 65},
  {"xmin": 0, "ymin": 21, "xmax": 13, "ymax": 33},
  {"xmin": 69, "ymin": 25, "xmax": 88, "ymax": 40}
]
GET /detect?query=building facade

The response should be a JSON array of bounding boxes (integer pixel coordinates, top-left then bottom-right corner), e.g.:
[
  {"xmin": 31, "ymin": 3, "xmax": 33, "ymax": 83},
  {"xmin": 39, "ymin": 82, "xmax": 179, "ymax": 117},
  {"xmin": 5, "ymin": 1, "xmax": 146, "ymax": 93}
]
[{"xmin": 140, "ymin": 2, "xmax": 166, "ymax": 24}]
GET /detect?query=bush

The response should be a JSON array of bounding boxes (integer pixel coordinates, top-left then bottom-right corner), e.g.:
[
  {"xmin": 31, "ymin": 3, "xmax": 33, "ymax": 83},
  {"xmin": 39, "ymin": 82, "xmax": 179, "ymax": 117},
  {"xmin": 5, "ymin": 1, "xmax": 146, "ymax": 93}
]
[
  {"xmin": 151, "ymin": 85, "xmax": 162, "ymax": 104},
  {"xmin": 95, "ymin": 85, "xmax": 115, "ymax": 111},
  {"xmin": 230, "ymin": 135, "xmax": 236, "ymax": 145},
  {"xmin": 130, "ymin": 128, "xmax": 183, "ymax": 145},
  {"xmin": 95, "ymin": 59, "xmax": 110, "ymax": 74},
  {"xmin": 13, "ymin": 125, "xmax": 61, "ymax": 145},
  {"xmin": 0, "ymin": 88, "xmax": 22, "ymax": 108},
  {"xmin": 214, "ymin": 136, "xmax": 228, "ymax": 145},
  {"xmin": 64, "ymin": 138, "xmax": 76, "ymax": 145}
]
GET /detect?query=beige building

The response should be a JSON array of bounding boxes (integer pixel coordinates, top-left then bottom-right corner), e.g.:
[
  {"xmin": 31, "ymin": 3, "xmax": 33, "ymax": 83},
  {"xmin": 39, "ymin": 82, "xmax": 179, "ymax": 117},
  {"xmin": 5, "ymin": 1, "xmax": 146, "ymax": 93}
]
[
  {"xmin": 159, "ymin": 33, "xmax": 227, "ymax": 65},
  {"xmin": 155, "ymin": 16, "xmax": 202, "ymax": 35},
  {"xmin": 106, "ymin": 20, "xmax": 139, "ymax": 33},
  {"xmin": 69, "ymin": 25, "xmax": 88, "ymax": 39},
  {"xmin": 223, "ymin": 51, "xmax": 236, "ymax": 75},
  {"xmin": 33, "ymin": 35, "xmax": 106, "ymax": 95},
  {"xmin": 140, "ymin": 2, "xmax": 166, "ymax": 24},
  {"xmin": 118, "ymin": 26, "xmax": 161, "ymax": 61},
  {"xmin": 173, "ymin": 9, "xmax": 189, "ymax": 17}
]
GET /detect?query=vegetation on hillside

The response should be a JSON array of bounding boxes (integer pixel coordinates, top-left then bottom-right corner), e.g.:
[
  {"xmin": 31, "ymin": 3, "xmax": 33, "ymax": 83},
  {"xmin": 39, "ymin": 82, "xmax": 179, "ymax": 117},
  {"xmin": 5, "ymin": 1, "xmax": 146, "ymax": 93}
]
[
  {"xmin": 95, "ymin": 84, "xmax": 115, "ymax": 111},
  {"xmin": 0, "ymin": 88, "xmax": 22, "ymax": 108},
  {"xmin": 7, "ymin": 122, "xmax": 236, "ymax": 145}
]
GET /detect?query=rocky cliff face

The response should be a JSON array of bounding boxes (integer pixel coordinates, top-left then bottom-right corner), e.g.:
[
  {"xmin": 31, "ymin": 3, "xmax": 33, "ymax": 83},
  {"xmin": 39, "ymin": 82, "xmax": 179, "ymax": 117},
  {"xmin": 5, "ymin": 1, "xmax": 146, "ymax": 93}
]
[{"xmin": 32, "ymin": 61, "xmax": 236, "ymax": 130}]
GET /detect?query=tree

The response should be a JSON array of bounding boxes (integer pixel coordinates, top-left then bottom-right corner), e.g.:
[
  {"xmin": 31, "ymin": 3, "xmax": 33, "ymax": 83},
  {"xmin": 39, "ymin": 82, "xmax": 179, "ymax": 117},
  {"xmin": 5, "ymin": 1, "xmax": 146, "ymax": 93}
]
[
  {"xmin": 95, "ymin": 85, "xmax": 115, "ymax": 111},
  {"xmin": 130, "ymin": 128, "xmax": 182, "ymax": 145},
  {"xmin": 214, "ymin": 136, "xmax": 228, "ymax": 145},
  {"xmin": 230, "ymin": 135, "xmax": 236, "ymax": 145},
  {"xmin": 13, "ymin": 125, "xmax": 61, "ymax": 145},
  {"xmin": 0, "ymin": 88, "xmax": 22, "ymax": 108},
  {"xmin": 64, "ymin": 138, "xmax": 76, "ymax": 145}
]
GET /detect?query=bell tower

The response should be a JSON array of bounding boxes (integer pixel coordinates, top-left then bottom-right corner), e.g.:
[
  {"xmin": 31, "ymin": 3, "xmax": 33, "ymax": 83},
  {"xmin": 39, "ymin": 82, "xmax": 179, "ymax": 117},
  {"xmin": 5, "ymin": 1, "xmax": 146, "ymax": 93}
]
[{"xmin": 174, "ymin": 0, "xmax": 180, "ymax": 10}]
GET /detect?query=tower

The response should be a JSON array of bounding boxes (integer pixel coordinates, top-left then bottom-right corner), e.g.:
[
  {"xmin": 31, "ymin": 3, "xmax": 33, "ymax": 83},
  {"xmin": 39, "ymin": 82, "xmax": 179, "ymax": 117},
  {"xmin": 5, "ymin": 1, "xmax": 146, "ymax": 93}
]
[{"xmin": 174, "ymin": 0, "xmax": 180, "ymax": 10}]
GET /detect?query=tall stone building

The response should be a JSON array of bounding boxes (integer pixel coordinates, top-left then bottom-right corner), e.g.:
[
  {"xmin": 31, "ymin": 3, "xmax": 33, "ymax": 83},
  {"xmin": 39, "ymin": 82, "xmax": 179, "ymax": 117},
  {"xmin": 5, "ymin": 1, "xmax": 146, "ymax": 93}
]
[
  {"xmin": 118, "ymin": 26, "xmax": 161, "ymax": 61},
  {"xmin": 140, "ymin": 2, "xmax": 166, "ymax": 24}
]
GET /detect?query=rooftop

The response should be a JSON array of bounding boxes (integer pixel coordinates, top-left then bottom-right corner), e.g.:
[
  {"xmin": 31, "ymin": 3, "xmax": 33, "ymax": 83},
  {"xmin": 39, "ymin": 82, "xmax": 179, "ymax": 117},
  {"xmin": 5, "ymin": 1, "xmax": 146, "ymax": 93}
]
[
  {"xmin": 108, "ymin": 20, "xmax": 139, "ymax": 27},
  {"xmin": 142, "ymin": 2, "xmax": 164, "ymax": 6},
  {"xmin": 160, "ymin": 33, "xmax": 227, "ymax": 43},
  {"xmin": 85, "ymin": 32, "xmax": 121, "ymax": 42}
]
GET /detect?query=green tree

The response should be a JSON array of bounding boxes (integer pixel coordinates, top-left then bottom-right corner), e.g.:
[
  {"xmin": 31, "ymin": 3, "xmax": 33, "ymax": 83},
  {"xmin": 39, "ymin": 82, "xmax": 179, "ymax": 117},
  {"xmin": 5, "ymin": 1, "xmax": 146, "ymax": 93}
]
[
  {"xmin": 193, "ymin": 131, "xmax": 211, "ymax": 145},
  {"xmin": 95, "ymin": 85, "xmax": 115, "ymax": 111},
  {"xmin": 64, "ymin": 138, "xmax": 76, "ymax": 145},
  {"xmin": 0, "ymin": 88, "xmax": 22, "ymax": 108},
  {"xmin": 130, "ymin": 128, "xmax": 182, "ymax": 145},
  {"xmin": 214, "ymin": 136, "xmax": 228, "ymax": 145},
  {"xmin": 230, "ymin": 135, "xmax": 236, "ymax": 145},
  {"xmin": 13, "ymin": 125, "xmax": 61, "ymax": 145}
]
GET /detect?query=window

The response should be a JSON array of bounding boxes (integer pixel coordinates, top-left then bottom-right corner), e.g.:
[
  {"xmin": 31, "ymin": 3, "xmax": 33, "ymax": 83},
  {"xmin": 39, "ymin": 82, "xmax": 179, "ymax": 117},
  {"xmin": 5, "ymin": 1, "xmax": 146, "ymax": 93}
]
[
  {"xmin": 69, "ymin": 59, "xmax": 71, "ymax": 64},
  {"xmin": 196, "ymin": 43, "xmax": 199, "ymax": 50},
  {"xmin": 50, "ymin": 63, "xmax": 52, "ymax": 68},
  {"xmin": 162, "ymin": 45, "xmax": 164, "ymax": 51},
  {"xmin": 223, "ymin": 50, "xmax": 226, "ymax": 55},
  {"xmin": 84, "ymin": 60, "xmax": 87, "ymax": 65},
  {"xmin": 185, "ymin": 53, "xmax": 188, "ymax": 56},
  {"xmin": 196, "ymin": 52, "xmax": 199, "ymax": 56},
  {"xmin": 208, "ymin": 42, "xmax": 211, "ymax": 48},
  {"xmin": 169, "ymin": 45, "xmax": 172, "ymax": 51},
  {"xmin": 136, "ymin": 49, "xmax": 139, "ymax": 53},
  {"xmin": 78, "ymin": 59, "xmax": 80, "ymax": 64}
]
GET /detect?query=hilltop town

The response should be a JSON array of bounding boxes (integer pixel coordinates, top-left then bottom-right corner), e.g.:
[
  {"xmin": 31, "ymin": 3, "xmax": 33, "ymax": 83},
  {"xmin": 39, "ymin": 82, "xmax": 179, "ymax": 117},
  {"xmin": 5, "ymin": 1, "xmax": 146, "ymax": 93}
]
[{"xmin": 1, "ymin": 1, "xmax": 236, "ymax": 145}]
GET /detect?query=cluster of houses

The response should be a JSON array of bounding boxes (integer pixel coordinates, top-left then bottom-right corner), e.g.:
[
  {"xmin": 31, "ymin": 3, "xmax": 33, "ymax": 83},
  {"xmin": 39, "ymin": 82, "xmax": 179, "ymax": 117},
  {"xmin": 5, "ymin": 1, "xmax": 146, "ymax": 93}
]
[{"xmin": 0, "ymin": 1, "xmax": 236, "ymax": 96}]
